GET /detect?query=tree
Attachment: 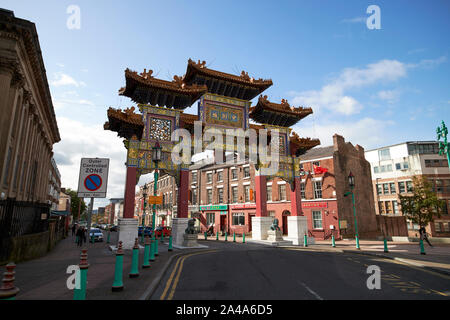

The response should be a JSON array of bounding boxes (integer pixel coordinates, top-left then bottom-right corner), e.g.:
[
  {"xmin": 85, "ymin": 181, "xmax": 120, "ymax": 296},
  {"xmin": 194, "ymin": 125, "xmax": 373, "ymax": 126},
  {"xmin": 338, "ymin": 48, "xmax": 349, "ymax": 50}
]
[
  {"xmin": 399, "ymin": 176, "xmax": 445, "ymax": 228},
  {"xmin": 65, "ymin": 188, "xmax": 87, "ymax": 221}
]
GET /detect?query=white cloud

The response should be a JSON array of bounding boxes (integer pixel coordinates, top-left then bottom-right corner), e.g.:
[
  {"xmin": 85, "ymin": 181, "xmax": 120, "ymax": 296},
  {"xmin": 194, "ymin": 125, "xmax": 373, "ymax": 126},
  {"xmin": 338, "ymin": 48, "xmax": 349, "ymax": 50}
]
[
  {"xmin": 52, "ymin": 98, "xmax": 96, "ymax": 110},
  {"xmin": 51, "ymin": 72, "xmax": 86, "ymax": 87},
  {"xmin": 56, "ymin": 63, "xmax": 65, "ymax": 68},
  {"xmin": 53, "ymin": 117, "xmax": 129, "ymax": 207},
  {"xmin": 377, "ymin": 89, "xmax": 401, "ymax": 104},
  {"xmin": 291, "ymin": 59, "xmax": 408, "ymax": 116},
  {"xmin": 295, "ymin": 117, "xmax": 395, "ymax": 150},
  {"xmin": 408, "ymin": 56, "xmax": 447, "ymax": 69}
]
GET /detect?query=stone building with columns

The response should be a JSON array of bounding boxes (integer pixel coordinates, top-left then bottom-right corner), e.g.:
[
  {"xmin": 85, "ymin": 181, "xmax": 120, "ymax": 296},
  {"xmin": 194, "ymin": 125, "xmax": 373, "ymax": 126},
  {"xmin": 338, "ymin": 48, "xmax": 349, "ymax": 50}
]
[{"xmin": 0, "ymin": 9, "xmax": 60, "ymax": 204}]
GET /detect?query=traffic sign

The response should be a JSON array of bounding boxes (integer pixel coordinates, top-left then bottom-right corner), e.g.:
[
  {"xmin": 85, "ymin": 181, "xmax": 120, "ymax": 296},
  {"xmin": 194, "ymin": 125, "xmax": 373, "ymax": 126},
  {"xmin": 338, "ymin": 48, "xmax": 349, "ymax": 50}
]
[
  {"xmin": 77, "ymin": 158, "xmax": 109, "ymax": 198},
  {"xmin": 148, "ymin": 195, "xmax": 163, "ymax": 205}
]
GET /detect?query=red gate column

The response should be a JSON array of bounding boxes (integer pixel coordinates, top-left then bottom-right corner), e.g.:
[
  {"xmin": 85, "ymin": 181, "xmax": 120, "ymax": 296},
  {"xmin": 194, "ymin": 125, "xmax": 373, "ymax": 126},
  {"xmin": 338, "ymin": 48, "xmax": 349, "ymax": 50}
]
[
  {"xmin": 177, "ymin": 169, "xmax": 189, "ymax": 218},
  {"xmin": 290, "ymin": 177, "xmax": 303, "ymax": 216},
  {"xmin": 252, "ymin": 171, "xmax": 271, "ymax": 241},
  {"xmin": 118, "ymin": 165, "xmax": 139, "ymax": 249},
  {"xmin": 123, "ymin": 166, "xmax": 137, "ymax": 218}
]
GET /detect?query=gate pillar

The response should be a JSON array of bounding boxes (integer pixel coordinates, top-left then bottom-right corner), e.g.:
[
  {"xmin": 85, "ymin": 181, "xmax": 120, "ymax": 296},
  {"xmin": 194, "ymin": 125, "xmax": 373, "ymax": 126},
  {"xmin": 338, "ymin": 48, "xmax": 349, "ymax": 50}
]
[
  {"xmin": 252, "ymin": 171, "xmax": 272, "ymax": 240},
  {"xmin": 118, "ymin": 166, "xmax": 138, "ymax": 249},
  {"xmin": 172, "ymin": 168, "xmax": 190, "ymax": 247}
]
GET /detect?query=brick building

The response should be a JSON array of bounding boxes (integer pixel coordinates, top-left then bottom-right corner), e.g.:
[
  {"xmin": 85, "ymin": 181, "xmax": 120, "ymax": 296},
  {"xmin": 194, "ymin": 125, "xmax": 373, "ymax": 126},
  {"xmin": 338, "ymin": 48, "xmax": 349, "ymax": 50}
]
[
  {"xmin": 136, "ymin": 135, "xmax": 379, "ymax": 240},
  {"xmin": 365, "ymin": 141, "xmax": 450, "ymax": 238}
]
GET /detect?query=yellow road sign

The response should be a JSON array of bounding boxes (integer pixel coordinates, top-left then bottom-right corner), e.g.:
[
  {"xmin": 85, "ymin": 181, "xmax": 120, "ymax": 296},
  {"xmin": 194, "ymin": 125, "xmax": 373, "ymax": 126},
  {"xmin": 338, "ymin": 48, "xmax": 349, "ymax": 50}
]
[{"xmin": 148, "ymin": 195, "xmax": 163, "ymax": 205}]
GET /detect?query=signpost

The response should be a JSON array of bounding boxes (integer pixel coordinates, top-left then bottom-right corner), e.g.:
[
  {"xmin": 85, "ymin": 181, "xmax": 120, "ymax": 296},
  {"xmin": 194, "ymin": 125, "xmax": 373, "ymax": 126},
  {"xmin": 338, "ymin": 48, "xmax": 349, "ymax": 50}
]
[
  {"xmin": 148, "ymin": 195, "xmax": 163, "ymax": 205},
  {"xmin": 77, "ymin": 158, "xmax": 110, "ymax": 245}
]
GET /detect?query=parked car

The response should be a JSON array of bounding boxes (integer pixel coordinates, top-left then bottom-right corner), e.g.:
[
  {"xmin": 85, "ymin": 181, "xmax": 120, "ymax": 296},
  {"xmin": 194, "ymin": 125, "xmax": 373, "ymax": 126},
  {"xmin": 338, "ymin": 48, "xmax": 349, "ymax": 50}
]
[
  {"xmin": 154, "ymin": 226, "xmax": 171, "ymax": 237},
  {"xmin": 89, "ymin": 228, "xmax": 103, "ymax": 242},
  {"xmin": 138, "ymin": 226, "xmax": 153, "ymax": 237},
  {"xmin": 109, "ymin": 225, "xmax": 119, "ymax": 232}
]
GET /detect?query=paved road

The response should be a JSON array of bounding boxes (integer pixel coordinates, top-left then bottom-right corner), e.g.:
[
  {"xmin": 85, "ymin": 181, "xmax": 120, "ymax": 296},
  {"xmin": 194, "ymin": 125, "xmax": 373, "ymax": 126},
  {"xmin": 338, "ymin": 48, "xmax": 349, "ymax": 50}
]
[{"xmin": 151, "ymin": 241, "xmax": 450, "ymax": 300}]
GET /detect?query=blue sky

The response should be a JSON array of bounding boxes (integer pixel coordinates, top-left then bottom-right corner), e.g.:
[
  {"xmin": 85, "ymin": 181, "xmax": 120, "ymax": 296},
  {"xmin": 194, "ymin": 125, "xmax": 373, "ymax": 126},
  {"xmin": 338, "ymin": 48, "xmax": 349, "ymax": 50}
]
[{"xmin": 2, "ymin": 0, "xmax": 449, "ymax": 208}]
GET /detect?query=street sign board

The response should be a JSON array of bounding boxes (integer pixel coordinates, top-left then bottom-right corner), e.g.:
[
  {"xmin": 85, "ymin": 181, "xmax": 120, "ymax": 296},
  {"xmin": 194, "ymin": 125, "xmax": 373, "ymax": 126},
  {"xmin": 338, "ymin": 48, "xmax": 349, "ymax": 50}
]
[
  {"xmin": 77, "ymin": 158, "xmax": 109, "ymax": 198},
  {"xmin": 148, "ymin": 195, "xmax": 163, "ymax": 205}
]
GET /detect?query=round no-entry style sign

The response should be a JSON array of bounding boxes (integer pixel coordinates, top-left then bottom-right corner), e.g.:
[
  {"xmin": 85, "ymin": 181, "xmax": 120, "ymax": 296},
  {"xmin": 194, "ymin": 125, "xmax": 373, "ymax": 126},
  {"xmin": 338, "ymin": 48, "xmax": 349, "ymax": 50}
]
[{"xmin": 84, "ymin": 174, "xmax": 102, "ymax": 191}]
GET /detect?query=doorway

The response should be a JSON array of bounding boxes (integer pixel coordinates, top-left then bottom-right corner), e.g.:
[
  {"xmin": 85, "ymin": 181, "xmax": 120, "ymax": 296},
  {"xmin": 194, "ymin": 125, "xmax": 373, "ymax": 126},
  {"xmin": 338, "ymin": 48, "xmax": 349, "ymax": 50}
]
[
  {"xmin": 282, "ymin": 210, "xmax": 290, "ymax": 235},
  {"xmin": 220, "ymin": 215, "xmax": 227, "ymax": 235}
]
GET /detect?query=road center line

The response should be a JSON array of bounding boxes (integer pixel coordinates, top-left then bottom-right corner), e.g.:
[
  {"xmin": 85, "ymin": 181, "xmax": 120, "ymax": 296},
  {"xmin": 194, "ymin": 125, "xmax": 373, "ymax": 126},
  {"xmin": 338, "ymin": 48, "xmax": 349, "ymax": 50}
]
[{"xmin": 299, "ymin": 282, "xmax": 323, "ymax": 300}]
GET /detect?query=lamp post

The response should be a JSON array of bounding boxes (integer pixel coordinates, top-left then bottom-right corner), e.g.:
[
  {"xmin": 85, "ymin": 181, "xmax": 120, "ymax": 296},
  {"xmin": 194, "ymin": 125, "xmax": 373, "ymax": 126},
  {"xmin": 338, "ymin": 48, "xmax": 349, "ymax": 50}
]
[
  {"xmin": 151, "ymin": 142, "xmax": 162, "ymax": 257},
  {"xmin": 437, "ymin": 120, "xmax": 450, "ymax": 172},
  {"xmin": 344, "ymin": 172, "xmax": 360, "ymax": 250},
  {"xmin": 141, "ymin": 184, "xmax": 148, "ymax": 243}
]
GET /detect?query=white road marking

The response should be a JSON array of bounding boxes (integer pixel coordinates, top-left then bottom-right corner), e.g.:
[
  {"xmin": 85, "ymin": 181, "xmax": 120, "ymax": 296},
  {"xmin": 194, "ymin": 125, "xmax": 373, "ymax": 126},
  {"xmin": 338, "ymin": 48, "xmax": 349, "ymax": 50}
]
[{"xmin": 299, "ymin": 282, "xmax": 323, "ymax": 300}]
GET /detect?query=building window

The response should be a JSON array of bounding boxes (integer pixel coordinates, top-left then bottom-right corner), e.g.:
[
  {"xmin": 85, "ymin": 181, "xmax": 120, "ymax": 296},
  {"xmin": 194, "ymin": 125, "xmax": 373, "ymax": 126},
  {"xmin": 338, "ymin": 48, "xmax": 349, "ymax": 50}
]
[
  {"xmin": 217, "ymin": 171, "xmax": 223, "ymax": 182},
  {"xmin": 395, "ymin": 163, "xmax": 401, "ymax": 170},
  {"xmin": 393, "ymin": 200, "xmax": 399, "ymax": 215},
  {"xmin": 300, "ymin": 182, "xmax": 306, "ymax": 199},
  {"xmin": 406, "ymin": 181, "xmax": 413, "ymax": 192},
  {"xmin": 378, "ymin": 201, "xmax": 385, "ymax": 214},
  {"xmin": 374, "ymin": 166, "xmax": 379, "ymax": 173},
  {"xmin": 232, "ymin": 213, "xmax": 245, "ymax": 226},
  {"xmin": 231, "ymin": 186, "xmax": 238, "ymax": 203},
  {"xmin": 244, "ymin": 185, "xmax": 250, "ymax": 202},
  {"xmin": 192, "ymin": 172, "xmax": 197, "ymax": 183},
  {"xmin": 390, "ymin": 182, "xmax": 396, "ymax": 194},
  {"xmin": 207, "ymin": 189, "xmax": 212, "ymax": 204},
  {"xmin": 207, "ymin": 172, "xmax": 212, "ymax": 184},
  {"xmin": 312, "ymin": 211, "xmax": 322, "ymax": 229},
  {"xmin": 268, "ymin": 210, "xmax": 275, "ymax": 217},
  {"xmin": 444, "ymin": 223, "xmax": 450, "ymax": 232},
  {"xmin": 398, "ymin": 181, "xmax": 406, "ymax": 193},
  {"xmin": 383, "ymin": 183, "xmax": 389, "ymax": 195},
  {"xmin": 218, "ymin": 188, "xmax": 224, "ymax": 203},
  {"xmin": 434, "ymin": 180, "xmax": 443, "ymax": 193},
  {"xmin": 376, "ymin": 184, "xmax": 382, "ymax": 195},
  {"xmin": 313, "ymin": 180, "xmax": 322, "ymax": 199},
  {"xmin": 206, "ymin": 212, "xmax": 215, "ymax": 225},
  {"xmin": 266, "ymin": 186, "xmax": 272, "ymax": 201},
  {"xmin": 244, "ymin": 167, "xmax": 250, "ymax": 178},
  {"xmin": 192, "ymin": 189, "xmax": 197, "ymax": 205},
  {"xmin": 434, "ymin": 222, "xmax": 441, "ymax": 232},
  {"xmin": 231, "ymin": 169, "xmax": 238, "ymax": 180},
  {"xmin": 378, "ymin": 148, "xmax": 391, "ymax": 161},
  {"xmin": 385, "ymin": 201, "xmax": 392, "ymax": 214},
  {"xmin": 279, "ymin": 184, "xmax": 287, "ymax": 201},
  {"xmin": 2, "ymin": 147, "xmax": 12, "ymax": 185}
]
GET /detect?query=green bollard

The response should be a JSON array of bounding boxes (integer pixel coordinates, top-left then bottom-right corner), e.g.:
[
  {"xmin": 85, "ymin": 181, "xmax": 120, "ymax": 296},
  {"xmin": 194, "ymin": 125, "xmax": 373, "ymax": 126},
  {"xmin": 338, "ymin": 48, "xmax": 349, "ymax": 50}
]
[
  {"xmin": 225, "ymin": 232, "xmax": 228, "ymax": 241},
  {"xmin": 356, "ymin": 235, "xmax": 360, "ymax": 250},
  {"xmin": 142, "ymin": 236, "xmax": 151, "ymax": 269},
  {"xmin": 112, "ymin": 241, "xmax": 124, "ymax": 291},
  {"xmin": 0, "ymin": 263, "xmax": 20, "ymax": 300},
  {"xmin": 155, "ymin": 234, "xmax": 159, "ymax": 256},
  {"xmin": 129, "ymin": 238, "xmax": 140, "ymax": 278},
  {"xmin": 150, "ymin": 238, "xmax": 156, "ymax": 261},
  {"xmin": 107, "ymin": 231, "xmax": 110, "ymax": 244},
  {"xmin": 204, "ymin": 231, "xmax": 207, "ymax": 240},
  {"xmin": 420, "ymin": 238, "xmax": 426, "ymax": 255},
  {"xmin": 91, "ymin": 233, "xmax": 95, "ymax": 244},
  {"xmin": 304, "ymin": 235, "xmax": 308, "ymax": 247},
  {"xmin": 74, "ymin": 249, "xmax": 89, "ymax": 300},
  {"xmin": 243, "ymin": 233, "xmax": 245, "ymax": 243},
  {"xmin": 384, "ymin": 238, "xmax": 389, "ymax": 253},
  {"xmin": 168, "ymin": 235, "xmax": 173, "ymax": 252},
  {"xmin": 216, "ymin": 231, "xmax": 219, "ymax": 241},
  {"xmin": 233, "ymin": 232, "xmax": 236, "ymax": 242},
  {"xmin": 161, "ymin": 232, "xmax": 164, "ymax": 243},
  {"xmin": 332, "ymin": 235, "xmax": 336, "ymax": 248}
]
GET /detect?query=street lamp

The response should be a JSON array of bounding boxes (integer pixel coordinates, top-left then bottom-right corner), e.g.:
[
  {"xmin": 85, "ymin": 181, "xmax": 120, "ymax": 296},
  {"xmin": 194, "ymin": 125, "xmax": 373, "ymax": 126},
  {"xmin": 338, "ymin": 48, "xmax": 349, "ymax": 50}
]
[
  {"xmin": 344, "ymin": 171, "xmax": 360, "ymax": 249},
  {"xmin": 150, "ymin": 142, "xmax": 162, "ymax": 257},
  {"xmin": 141, "ymin": 184, "xmax": 148, "ymax": 243}
]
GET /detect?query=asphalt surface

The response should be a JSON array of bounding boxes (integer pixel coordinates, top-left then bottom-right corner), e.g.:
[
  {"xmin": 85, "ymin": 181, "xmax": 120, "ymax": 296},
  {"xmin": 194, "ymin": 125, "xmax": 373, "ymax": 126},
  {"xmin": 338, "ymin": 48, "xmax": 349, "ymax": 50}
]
[{"xmin": 151, "ymin": 240, "xmax": 450, "ymax": 300}]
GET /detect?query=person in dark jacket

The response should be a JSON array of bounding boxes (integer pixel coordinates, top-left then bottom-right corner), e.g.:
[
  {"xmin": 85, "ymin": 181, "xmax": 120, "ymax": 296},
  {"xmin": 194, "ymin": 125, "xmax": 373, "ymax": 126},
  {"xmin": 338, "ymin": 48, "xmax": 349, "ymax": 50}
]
[
  {"xmin": 76, "ymin": 227, "xmax": 83, "ymax": 247},
  {"xmin": 419, "ymin": 226, "xmax": 432, "ymax": 247},
  {"xmin": 71, "ymin": 224, "xmax": 76, "ymax": 237}
]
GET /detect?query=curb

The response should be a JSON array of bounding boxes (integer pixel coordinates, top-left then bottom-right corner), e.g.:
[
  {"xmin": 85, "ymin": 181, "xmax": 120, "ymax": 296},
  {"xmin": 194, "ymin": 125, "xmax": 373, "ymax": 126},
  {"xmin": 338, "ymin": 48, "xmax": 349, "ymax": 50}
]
[{"xmin": 342, "ymin": 250, "xmax": 450, "ymax": 277}]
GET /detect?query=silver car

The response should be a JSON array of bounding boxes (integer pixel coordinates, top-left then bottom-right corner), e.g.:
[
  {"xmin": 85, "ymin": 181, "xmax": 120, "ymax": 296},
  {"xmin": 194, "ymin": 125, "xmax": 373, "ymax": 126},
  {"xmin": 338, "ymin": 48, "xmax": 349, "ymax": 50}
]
[{"xmin": 89, "ymin": 228, "xmax": 104, "ymax": 242}]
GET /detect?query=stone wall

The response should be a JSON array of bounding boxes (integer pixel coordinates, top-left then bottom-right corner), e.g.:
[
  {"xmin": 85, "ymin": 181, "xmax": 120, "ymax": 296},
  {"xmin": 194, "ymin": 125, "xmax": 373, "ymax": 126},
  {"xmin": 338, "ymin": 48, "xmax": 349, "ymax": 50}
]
[{"xmin": 6, "ymin": 231, "xmax": 50, "ymax": 264}]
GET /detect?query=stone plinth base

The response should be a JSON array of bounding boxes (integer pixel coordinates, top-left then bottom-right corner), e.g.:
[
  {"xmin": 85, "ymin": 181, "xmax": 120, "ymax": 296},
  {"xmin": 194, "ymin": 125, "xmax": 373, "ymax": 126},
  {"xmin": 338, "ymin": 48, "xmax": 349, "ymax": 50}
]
[
  {"xmin": 182, "ymin": 233, "xmax": 199, "ymax": 247},
  {"xmin": 285, "ymin": 216, "xmax": 315, "ymax": 246},
  {"xmin": 247, "ymin": 239, "xmax": 293, "ymax": 247},
  {"xmin": 267, "ymin": 230, "xmax": 283, "ymax": 242},
  {"xmin": 172, "ymin": 218, "xmax": 189, "ymax": 247},
  {"xmin": 117, "ymin": 218, "xmax": 139, "ymax": 250},
  {"xmin": 251, "ymin": 216, "xmax": 273, "ymax": 241}
]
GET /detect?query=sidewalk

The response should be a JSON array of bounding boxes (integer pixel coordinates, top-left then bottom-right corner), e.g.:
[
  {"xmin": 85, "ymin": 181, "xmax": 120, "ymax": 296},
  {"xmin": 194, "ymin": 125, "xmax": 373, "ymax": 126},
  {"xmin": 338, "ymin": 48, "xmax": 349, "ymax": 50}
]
[{"xmin": 7, "ymin": 232, "xmax": 203, "ymax": 300}]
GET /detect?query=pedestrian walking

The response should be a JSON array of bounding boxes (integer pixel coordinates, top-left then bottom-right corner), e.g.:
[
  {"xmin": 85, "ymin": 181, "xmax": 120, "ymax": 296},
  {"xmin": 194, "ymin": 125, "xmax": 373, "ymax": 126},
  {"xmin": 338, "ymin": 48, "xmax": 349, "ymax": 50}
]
[
  {"xmin": 71, "ymin": 224, "xmax": 76, "ymax": 237},
  {"xmin": 76, "ymin": 227, "xmax": 83, "ymax": 247},
  {"xmin": 82, "ymin": 227, "xmax": 87, "ymax": 244},
  {"xmin": 419, "ymin": 226, "xmax": 433, "ymax": 247}
]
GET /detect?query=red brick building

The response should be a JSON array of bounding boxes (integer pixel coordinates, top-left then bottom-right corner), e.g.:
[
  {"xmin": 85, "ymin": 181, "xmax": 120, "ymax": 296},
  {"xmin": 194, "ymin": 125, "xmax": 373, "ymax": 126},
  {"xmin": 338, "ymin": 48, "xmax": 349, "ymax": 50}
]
[{"xmin": 139, "ymin": 134, "xmax": 379, "ymax": 240}]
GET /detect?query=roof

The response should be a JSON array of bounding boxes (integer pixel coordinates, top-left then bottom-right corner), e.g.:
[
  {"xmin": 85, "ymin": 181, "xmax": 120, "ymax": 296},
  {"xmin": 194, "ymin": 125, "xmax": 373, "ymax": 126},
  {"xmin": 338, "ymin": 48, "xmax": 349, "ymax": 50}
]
[
  {"xmin": 119, "ymin": 68, "xmax": 208, "ymax": 109},
  {"xmin": 183, "ymin": 59, "xmax": 273, "ymax": 100},
  {"xmin": 249, "ymin": 95, "xmax": 313, "ymax": 127},
  {"xmin": 104, "ymin": 107, "xmax": 144, "ymax": 139},
  {"xmin": 365, "ymin": 140, "xmax": 439, "ymax": 152},
  {"xmin": 300, "ymin": 146, "xmax": 334, "ymax": 161}
]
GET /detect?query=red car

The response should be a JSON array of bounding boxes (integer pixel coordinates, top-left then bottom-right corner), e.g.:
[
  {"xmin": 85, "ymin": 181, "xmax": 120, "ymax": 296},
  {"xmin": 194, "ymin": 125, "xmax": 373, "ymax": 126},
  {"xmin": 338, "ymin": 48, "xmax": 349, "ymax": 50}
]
[{"xmin": 154, "ymin": 226, "xmax": 171, "ymax": 237}]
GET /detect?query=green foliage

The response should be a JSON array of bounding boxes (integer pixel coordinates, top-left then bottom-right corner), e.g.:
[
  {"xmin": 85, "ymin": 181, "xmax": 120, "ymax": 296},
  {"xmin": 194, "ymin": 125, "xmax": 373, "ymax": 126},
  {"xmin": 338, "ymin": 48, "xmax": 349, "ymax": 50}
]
[
  {"xmin": 399, "ymin": 176, "xmax": 445, "ymax": 228},
  {"xmin": 65, "ymin": 188, "xmax": 87, "ymax": 221}
]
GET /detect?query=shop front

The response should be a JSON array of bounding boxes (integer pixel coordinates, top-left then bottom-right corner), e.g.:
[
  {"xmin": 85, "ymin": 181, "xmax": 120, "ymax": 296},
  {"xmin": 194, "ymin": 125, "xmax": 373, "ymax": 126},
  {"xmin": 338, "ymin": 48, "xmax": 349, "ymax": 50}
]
[
  {"xmin": 301, "ymin": 200, "xmax": 339, "ymax": 240},
  {"xmin": 199, "ymin": 205, "xmax": 228, "ymax": 235},
  {"xmin": 230, "ymin": 204, "xmax": 256, "ymax": 235}
]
